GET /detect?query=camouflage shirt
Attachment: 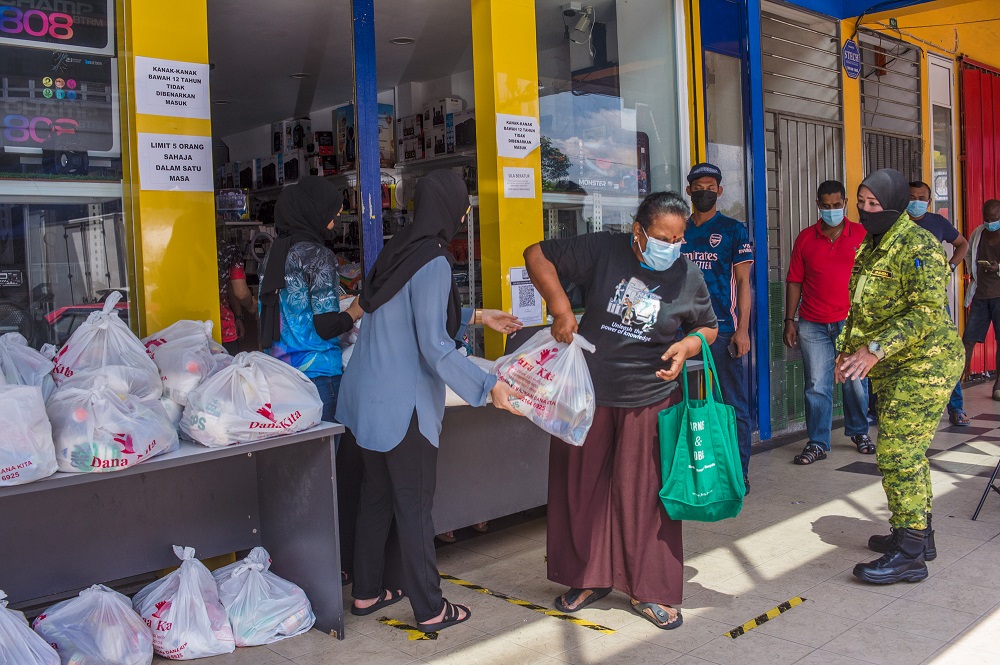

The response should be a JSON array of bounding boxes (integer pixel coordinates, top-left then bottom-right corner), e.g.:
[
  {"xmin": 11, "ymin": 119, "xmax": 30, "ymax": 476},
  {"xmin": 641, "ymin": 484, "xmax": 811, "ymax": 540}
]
[{"xmin": 837, "ymin": 214, "xmax": 960, "ymax": 376}]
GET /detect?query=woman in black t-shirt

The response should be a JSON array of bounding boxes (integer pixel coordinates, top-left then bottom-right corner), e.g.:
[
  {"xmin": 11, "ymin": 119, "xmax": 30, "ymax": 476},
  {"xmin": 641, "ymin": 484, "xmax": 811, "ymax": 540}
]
[{"xmin": 523, "ymin": 191, "xmax": 718, "ymax": 630}]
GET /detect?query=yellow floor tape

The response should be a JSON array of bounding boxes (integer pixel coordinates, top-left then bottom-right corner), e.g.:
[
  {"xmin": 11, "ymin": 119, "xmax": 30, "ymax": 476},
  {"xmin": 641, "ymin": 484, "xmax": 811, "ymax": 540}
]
[
  {"xmin": 725, "ymin": 597, "xmax": 805, "ymax": 638},
  {"xmin": 378, "ymin": 617, "xmax": 437, "ymax": 641},
  {"xmin": 440, "ymin": 573, "xmax": 616, "ymax": 634}
]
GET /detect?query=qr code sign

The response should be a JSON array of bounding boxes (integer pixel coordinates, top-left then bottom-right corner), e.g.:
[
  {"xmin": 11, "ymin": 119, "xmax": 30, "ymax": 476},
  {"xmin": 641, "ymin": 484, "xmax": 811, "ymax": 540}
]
[{"xmin": 517, "ymin": 284, "xmax": 537, "ymax": 309}]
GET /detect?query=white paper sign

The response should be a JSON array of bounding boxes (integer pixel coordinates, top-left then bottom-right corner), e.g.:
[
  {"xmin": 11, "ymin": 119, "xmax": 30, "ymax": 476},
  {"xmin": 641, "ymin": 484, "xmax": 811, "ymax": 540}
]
[
  {"xmin": 503, "ymin": 167, "xmax": 536, "ymax": 199},
  {"xmin": 496, "ymin": 114, "xmax": 540, "ymax": 158},
  {"xmin": 510, "ymin": 267, "xmax": 543, "ymax": 326},
  {"xmin": 134, "ymin": 57, "xmax": 211, "ymax": 119},
  {"xmin": 137, "ymin": 133, "xmax": 214, "ymax": 192}
]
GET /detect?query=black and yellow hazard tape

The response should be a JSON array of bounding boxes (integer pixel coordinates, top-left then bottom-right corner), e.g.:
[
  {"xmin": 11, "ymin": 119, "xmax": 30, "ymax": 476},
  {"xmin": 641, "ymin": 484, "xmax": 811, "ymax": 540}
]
[
  {"xmin": 725, "ymin": 597, "xmax": 805, "ymax": 638},
  {"xmin": 378, "ymin": 617, "xmax": 437, "ymax": 641},
  {"xmin": 440, "ymin": 573, "xmax": 616, "ymax": 634}
]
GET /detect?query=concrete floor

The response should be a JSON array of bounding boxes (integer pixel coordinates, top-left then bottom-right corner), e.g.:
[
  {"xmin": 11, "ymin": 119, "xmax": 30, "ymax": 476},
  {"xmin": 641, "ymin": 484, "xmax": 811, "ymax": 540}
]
[{"xmin": 159, "ymin": 382, "xmax": 1000, "ymax": 665}]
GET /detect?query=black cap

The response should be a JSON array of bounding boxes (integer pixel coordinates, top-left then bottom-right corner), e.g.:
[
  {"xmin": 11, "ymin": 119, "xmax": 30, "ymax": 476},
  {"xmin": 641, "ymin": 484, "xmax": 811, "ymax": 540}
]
[{"xmin": 687, "ymin": 162, "xmax": 722, "ymax": 184}]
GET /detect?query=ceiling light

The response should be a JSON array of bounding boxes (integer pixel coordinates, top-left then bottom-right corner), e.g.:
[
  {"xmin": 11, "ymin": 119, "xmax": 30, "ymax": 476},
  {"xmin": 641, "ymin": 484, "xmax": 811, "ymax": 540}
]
[
  {"xmin": 290, "ymin": 72, "xmax": 312, "ymax": 79},
  {"xmin": 213, "ymin": 99, "xmax": 231, "ymax": 105},
  {"xmin": 390, "ymin": 37, "xmax": 415, "ymax": 45}
]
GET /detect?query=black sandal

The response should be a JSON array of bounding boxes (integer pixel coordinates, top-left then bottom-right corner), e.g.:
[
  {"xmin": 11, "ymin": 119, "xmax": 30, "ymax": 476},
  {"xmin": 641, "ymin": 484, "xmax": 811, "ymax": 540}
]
[
  {"xmin": 417, "ymin": 599, "xmax": 471, "ymax": 633},
  {"xmin": 554, "ymin": 586, "xmax": 612, "ymax": 613},
  {"xmin": 351, "ymin": 588, "xmax": 404, "ymax": 616},
  {"xmin": 794, "ymin": 443, "xmax": 827, "ymax": 465},
  {"xmin": 852, "ymin": 434, "xmax": 876, "ymax": 455},
  {"xmin": 630, "ymin": 600, "xmax": 683, "ymax": 630}
]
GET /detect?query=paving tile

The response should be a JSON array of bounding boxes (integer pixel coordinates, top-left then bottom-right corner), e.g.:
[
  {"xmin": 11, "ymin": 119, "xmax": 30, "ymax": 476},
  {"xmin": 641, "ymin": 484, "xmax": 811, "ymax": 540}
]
[
  {"xmin": 793, "ymin": 650, "xmax": 875, "ymax": 665},
  {"xmin": 420, "ymin": 635, "xmax": 551, "ymax": 665},
  {"xmin": 946, "ymin": 608, "xmax": 1000, "ymax": 656},
  {"xmin": 154, "ymin": 648, "xmax": 289, "ymax": 665},
  {"xmin": 494, "ymin": 611, "xmax": 605, "ymax": 657},
  {"xmin": 901, "ymin": 575, "xmax": 1000, "ymax": 616},
  {"xmin": 919, "ymin": 643, "xmax": 999, "ymax": 664},
  {"xmin": 753, "ymin": 605, "xmax": 858, "ymax": 648},
  {"xmin": 453, "ymin": 530, "xmax": 540, "ymax": 558},
  {"xmin": 865, "ymin": 599, "xmax": 978, "ymax": 642},
  {"xmin": 267, "ymin": 629, "xmax": 341, "ymax": 659},
  {"xmin": 689, "ymin": 631, "xmax": 814, "ymax": 665},
  {"xmin": 554, "ymin": 630, "xmax": 683, "ymax": 664},
  {"xmin": 293, "ymin": 632, "xmax": 418, "ymax": 665},
  {"xmin": 798, "ymin": 581, "xmax": 896, "ymax": 618},
  {"xmin": 822, "ymin": 623, "xmax": 945, "ymax": 665},
  {"xmin": 615, "ymin": 612, "xmax": 733, "ymax": 653}
]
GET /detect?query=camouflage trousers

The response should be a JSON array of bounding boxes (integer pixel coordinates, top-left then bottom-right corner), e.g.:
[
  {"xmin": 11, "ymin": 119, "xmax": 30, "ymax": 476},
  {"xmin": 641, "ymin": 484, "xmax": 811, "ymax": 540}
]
[{"xmin": 871, "ymin": 339, "xmax": 964, "ymax": 529}]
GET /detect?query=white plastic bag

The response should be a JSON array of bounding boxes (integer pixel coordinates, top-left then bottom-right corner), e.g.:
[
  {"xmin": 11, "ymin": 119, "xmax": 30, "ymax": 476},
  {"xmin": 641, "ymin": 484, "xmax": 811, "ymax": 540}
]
[
  {"xmin": 0, "ymin": 333, "xmax": 55, "ymax": 400},
  {"xmin": 132, "ymin": 546, "xmax": 235, "ymax": 660},
  {"xmin": 52, "ymin": 292, "xmax": 159, "ymax": 389},
  {"xmin": 0, "ymin": 385, "xmax": 57, "ymax": 486},
  {"xmin": 142, "ymin": 320, "xmax": 226, "ymax": 361},
  {"xmin": 0, "ymin": 590, "xmax": 59, "ymax": 665},
  {"xmin": 182, "ymin": 352, "xmax": 323, "ymax": 448},
  {"xmin": 58, "ymin": 365, "xmax": 163, "ymax": 402},
  {"xmin": 48, "ymin": 378, "xmax": 178, "ymax": 473},
  {"xmin": 337, "ymin": 297, "xmax": 361, "ymax": 348},
  {"xmin": 493, "ymin": 329, "xmax": 597, "ymax": 446},
  {"xmin": 160, "ymin": 396, "xmax": 185, "ymax": 428},
  {"xmin": 212, "ymin": 547, "xmax": 315, "ymax": 646},
  {"xmin": 32, "ymin": 585, "xmax": 153, "ymax": 665}
]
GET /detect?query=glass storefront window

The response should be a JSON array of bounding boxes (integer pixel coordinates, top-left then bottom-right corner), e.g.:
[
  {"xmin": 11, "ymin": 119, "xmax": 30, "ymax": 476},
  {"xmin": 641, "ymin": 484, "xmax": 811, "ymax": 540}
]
[
  {"xmin": 536, "ymin": 1, "xmax": 684, "ymax": 240},
  {"xmin": 704, "ymin": 50, "xmax": 748, "ymax": 222},
  {"xmin": 0, "ymin": 5, "xmax": 126, "ymax": 350}
]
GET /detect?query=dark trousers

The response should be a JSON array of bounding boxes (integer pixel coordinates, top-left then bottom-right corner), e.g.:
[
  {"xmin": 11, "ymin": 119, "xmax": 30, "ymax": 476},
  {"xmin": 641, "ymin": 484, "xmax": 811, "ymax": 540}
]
[
  {"xmin": 352, "ymin": 413, "xmax": 443, "ymax": 623},
  {"xmin": 708, "ymin": 332, "xmax": 752, "ymax": 478}
]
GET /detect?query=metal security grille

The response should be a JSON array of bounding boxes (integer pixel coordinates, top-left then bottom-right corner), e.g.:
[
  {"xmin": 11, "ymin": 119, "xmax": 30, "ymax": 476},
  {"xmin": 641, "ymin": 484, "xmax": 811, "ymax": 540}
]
[
  {"xmin": 863, "ymin": 130, "xmax": 922, "ymax": 182},
  {"xmin": 859, "ymin": 30, "xmax": 922, "ymax": 177},
  {"xmin": 761, "ymin": 2, "xmax": 845, "ymax": 432}
]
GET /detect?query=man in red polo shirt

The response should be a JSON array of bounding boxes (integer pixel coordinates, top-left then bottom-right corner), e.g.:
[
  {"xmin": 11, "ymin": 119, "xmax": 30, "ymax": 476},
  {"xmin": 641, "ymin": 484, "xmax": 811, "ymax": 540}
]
[{"xmin": 784, "ymin": 180, "xmax": 873, "ymax": 464}]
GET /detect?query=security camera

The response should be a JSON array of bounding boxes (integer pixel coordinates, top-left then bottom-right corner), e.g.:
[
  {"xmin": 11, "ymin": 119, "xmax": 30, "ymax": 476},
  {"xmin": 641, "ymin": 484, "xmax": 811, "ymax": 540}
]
[{"xmin": 562, "ymin": 2, "xmax": 582, "ymax": 17}]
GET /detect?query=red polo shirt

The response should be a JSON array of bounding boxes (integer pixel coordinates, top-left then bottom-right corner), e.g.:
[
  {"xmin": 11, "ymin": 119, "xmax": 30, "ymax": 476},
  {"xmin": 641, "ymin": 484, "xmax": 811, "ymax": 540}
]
[{"xmin": 786, "ymin": 219, "xmax": 866, "ymax": 324}]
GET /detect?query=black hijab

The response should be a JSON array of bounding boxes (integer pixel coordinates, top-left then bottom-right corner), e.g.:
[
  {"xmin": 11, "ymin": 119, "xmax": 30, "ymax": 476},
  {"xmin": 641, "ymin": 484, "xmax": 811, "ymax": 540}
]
[
  {"xmin": 259, "ymin": 176, "xmax": 342, "ymax": 348},
  {"xmin": 859, "ymin": 168, "xmax": 910, "ymax": 238},
  {"xmin": 360, "ymin": 169, "xmax": 469, "ymax": 339}
]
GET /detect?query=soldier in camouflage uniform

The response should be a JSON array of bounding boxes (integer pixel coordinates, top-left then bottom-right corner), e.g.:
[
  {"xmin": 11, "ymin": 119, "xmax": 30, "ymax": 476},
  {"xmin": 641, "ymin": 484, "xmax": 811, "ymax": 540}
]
[{"xmin": 836, "ymin": 168, "xmax": 963, "ymax": 585}]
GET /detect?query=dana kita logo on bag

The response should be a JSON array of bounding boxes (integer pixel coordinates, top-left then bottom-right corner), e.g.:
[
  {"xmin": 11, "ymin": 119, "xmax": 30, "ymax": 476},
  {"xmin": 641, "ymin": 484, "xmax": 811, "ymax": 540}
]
[{"xmin": 250, "ymin": 403, "xmax": 304, "ymax": 430}]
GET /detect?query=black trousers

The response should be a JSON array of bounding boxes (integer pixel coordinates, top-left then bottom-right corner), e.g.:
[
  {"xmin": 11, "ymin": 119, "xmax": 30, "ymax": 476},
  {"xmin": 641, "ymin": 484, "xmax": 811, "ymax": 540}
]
[{"xmin": 352, "ymin": 413, "xmax": 443, "ymax": 623}]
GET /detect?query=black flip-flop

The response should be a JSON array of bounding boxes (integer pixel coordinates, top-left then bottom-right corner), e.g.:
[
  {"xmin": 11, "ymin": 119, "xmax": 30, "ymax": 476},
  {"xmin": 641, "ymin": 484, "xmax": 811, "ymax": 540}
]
[
  {"xmin": 351, "ymin": 588, "xmax": 404, "ymax": 616},
  {"xmin": 554, "ymin": 586, "xmax": 613, "ymax": 613},
  {"xmin": 417, "ymin": 599, "xmax": 471, "ymax": 633},
  {"xmin": 630, "ymin": 600, "xmax": 683, "ymax": 630}
]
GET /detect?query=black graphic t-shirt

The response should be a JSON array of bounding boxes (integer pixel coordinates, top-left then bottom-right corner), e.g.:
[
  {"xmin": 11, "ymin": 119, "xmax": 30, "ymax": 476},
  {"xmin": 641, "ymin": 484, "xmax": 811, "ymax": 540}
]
[{"xmin": 540, "ymin": 232, "xmax": 718, "ymax": 408}]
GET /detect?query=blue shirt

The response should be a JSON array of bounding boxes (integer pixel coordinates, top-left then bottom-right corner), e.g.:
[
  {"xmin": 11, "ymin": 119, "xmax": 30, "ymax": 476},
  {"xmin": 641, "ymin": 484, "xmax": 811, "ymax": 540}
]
[
  {"xmin": 264, "ymin": 241, "xmax": 343, "ymax": 378},
  {"xmin": 683, "ymin": 212, "xmax": 753, "ymax": 334},
  {"xmin": 914, "ymin": 212, "xmax": 959, "ymax": 244},
  {"xmin": 336, "ymin": 258, "xmax": 496, "ymax": 452}
]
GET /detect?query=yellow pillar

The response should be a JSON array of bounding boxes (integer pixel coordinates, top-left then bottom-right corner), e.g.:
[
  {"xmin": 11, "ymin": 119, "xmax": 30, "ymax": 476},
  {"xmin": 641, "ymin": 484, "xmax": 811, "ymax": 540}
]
[
  {"xmin": 472, "ymin": 0, "xmax": 544, "ymax": 358},
  {"xmin": 119, "ymin": 0, "xmax": 220, "ymax": 338},
  {"xmin": 687, "ymin": 0, "xmax": 707, "ymax": 163},
  {"xmin": 840, "ymin": 23, "xmax": 865, "ymax": 202}
]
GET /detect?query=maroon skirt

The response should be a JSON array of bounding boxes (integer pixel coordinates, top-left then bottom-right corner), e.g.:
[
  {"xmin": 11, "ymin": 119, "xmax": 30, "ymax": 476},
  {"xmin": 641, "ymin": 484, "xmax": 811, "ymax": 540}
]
[{"xmin": 546, "ymin": 392, "xmax": 683, "ymax": 605}]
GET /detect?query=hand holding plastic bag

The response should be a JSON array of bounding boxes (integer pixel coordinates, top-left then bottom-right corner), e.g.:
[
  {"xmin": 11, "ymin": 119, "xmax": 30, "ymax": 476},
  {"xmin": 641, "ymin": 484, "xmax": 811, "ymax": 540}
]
[
  {"xmin": 48, "ymin": 378, "xmax": 178, "ymax": 473},
  {"xmin": 493, "ymin": 329, "xmax": 596, "ymax": 445},
  {"xmin": 132, "ymin": 546, "xmax": 235, "ymax": 660},
  {"xmin": 0, "ymin": 590, "xmax": 59, "ymax": 665},
  {"xmin": 212, "ymin": 547, "xmax": 315, "ymax": 646},
  {"xmin": 32, "ymin": 585, "xmax": 153, "ymax": 665},
  {"xmin": 0, "ymin": 385, "xmax": 57, "ymax": 486},
  {"xmin": 182, "ymin": 352, "xmax": 323, "ymax": 447},
  {"xmin": 0, "ymin": 333, "xmax": 55, "ymax": 400},
  {"xmin": 52, "ymin": 292, "xmax": 159, "ymax": 389}
]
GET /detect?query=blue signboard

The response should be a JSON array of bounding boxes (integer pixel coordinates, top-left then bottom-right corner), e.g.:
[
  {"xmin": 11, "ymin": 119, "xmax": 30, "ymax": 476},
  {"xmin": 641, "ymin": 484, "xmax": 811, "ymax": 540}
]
[{"xmin": 842, "ymin": 39, "xmax": 861, "ymax": 79}]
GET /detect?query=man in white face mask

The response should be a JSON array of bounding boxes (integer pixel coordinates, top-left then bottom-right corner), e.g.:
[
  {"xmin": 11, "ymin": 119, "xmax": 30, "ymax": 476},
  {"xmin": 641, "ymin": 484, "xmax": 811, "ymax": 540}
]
[
  {"xmin": 784, "ymin": 180, "xmax": 872, "ymax": 465},
  {"xmin": 908, "ymin": 181, "xmax": 971, "ymax": 425}
]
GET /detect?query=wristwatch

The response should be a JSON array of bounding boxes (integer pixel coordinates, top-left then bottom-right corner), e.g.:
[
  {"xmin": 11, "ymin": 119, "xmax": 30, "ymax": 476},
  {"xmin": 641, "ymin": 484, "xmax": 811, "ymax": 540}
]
[
  {"xmin": 949, "ymin": 262, "xmax": 957, "ymax": 272},
  {"xmin": 868, "ymin": 340, "xmax": 885, "ymax": 360}
]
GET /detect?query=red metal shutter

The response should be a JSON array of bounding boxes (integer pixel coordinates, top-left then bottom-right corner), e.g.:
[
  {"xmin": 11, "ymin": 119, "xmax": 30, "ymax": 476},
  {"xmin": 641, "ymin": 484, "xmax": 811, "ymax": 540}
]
[{"xmin": 961, "ymin": 58, "xmax": 1000, "ymax": 374}]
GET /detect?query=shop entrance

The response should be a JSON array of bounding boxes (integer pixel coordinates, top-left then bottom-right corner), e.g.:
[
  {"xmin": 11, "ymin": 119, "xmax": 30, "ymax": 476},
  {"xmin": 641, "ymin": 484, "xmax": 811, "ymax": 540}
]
[{"xmin": 759, "ymin": 2, "xmax": 843, "ymax": 432}]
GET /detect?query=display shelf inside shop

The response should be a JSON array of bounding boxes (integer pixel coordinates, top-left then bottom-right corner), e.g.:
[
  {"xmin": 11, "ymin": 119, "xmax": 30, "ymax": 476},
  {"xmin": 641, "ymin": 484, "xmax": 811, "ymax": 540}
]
[{"xmin": 397, "ymin": 149, "xmax": 476, "ymax": 172}]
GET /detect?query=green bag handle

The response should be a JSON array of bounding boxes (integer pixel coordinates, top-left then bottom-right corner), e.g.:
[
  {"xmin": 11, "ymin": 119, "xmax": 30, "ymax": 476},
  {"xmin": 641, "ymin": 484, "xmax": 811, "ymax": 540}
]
[{"xmin": 680, "ymin": 332, "xmax": 724, "ymax": 405}]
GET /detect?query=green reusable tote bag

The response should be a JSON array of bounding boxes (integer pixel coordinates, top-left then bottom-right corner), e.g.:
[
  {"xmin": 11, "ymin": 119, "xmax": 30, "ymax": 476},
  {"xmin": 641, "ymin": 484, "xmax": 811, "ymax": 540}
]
[{"xmin": 658, "ymin": 332, "xmax": 746, "ymax": 522}]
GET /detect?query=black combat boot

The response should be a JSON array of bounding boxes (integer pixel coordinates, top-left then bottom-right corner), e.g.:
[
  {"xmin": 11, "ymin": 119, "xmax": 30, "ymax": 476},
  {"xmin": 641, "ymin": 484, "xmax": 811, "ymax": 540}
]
[
  {"xmin": 868, "ymin": 513, "xmax": 936, "ymax": 561},
  {"xmin": 854, "ymin": 527, "xmax": 928, "ymax": 584}
]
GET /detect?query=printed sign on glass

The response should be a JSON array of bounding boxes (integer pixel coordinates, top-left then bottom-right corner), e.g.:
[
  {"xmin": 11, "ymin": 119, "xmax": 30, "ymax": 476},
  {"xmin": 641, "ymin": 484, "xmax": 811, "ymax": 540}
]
[{"xmin": 0, "ymin": 0, "xmax": 114, "ymax": 55}]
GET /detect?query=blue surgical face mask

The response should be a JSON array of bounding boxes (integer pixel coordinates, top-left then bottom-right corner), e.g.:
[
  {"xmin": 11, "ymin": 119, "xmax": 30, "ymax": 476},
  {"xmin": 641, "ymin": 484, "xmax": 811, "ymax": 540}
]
[
  {"xmin": 986, "ymin": 220, "xmax": 1000, "ymax": 233},
  {"xmin": 820, "ymin": 208, "xmax": 845, "ymax": 227},
  {"xmin": 906, "ymin": 200, "xmax": 929, "ymax": 218},
  {"xmin": 639, "ymin": 227, "xmax": 682, "ymax": 271}
]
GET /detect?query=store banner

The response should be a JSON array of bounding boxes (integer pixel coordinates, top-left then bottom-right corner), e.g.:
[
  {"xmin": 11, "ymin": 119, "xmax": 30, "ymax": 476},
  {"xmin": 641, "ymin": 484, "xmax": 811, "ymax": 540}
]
[
  {"xmin": 137, "ymin": 132, "xmax": 213, "ymax": 192},
  {"xmin": 496, "ymin": 113, "xmax": 540, "ymax": 158},
  {"xmin": 134, "ymin": 57, "xmax": 211, "ymax": 119},
  {"xmin": 0, "ymin": 0, "xmax": 114, "ymax": 55}
]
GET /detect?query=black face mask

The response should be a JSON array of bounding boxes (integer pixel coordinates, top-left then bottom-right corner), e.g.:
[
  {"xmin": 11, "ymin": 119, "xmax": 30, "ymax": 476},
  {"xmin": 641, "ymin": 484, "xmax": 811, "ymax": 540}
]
[
  {"xmin": 858, "ymin": 209, "xmax": 899, "ymax": 236},
  {"xmin": 691, "ymin": 190, "xmax": 718, "ymax": 213}
]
